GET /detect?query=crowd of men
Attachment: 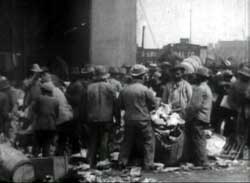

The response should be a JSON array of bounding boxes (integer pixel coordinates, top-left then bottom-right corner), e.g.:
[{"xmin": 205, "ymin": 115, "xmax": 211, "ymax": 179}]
[{"xmin": 0, "ymin": 60, "xmax": 249, "ymax": 171}]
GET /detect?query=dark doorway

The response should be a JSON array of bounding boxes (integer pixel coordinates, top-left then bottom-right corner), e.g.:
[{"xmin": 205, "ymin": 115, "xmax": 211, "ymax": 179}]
[{"xmin": 0, "ymin": 0, "xmax": 91, "ymax": 80}]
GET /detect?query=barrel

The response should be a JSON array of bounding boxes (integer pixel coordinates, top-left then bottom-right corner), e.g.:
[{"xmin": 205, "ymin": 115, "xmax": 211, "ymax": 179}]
[
  {"xmin": 0, "ymin": 143, "xmax": 35, "ymax": 183},
  {"xmin": 155, "ymin": 127, "xmax": 184, "ymax": 166}
]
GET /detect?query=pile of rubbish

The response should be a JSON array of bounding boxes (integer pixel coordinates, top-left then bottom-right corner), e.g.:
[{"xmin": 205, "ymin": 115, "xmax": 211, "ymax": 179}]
[{"xmin": 69, "ymin": 163, "xmax": 159, "ymax": 183}]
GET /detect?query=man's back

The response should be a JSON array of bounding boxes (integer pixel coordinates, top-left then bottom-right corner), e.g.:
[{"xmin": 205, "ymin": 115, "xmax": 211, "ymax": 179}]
[
  {"xmin": 33, "ymin": 95, "xmax": 59, "ymax": 130},
  {"xmin": 119, "ymin": 81, "xmax": 156, "ymax": 121},
  {"xmin": 87, "ymin": 81, "xmax": 116, "ymax": 122}
]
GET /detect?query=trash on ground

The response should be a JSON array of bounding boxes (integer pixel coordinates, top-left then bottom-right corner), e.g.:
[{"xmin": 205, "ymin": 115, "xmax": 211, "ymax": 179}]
[
  {"xmin": 96, "ymin": 159, "xmax": 111, "ymax": 170},
  {"xmin": 130, "ymin": 166, "xmax": 142, "ymax": 177},
  {"xmin": 206, "ymin": 133, "xmax": 226, "ymax": 157}
]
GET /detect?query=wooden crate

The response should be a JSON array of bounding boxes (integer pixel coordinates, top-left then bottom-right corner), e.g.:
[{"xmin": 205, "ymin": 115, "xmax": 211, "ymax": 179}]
[{"xmin": 31, "ymin": 156, "xmax": 69, "ymax": 180}]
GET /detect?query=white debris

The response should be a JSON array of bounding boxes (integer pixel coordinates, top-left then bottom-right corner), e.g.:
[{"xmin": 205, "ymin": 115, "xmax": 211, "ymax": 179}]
[
  {"xmin": 130, "ymin": 167, "xmax": 142, "ymax": 177},
  {"xmin": 206, "ymin": 133, "xmax": 226, "ymax": 157}
]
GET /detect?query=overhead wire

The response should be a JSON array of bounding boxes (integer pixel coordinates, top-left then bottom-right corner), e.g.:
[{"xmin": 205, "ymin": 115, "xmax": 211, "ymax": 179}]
[{"xmin": 138, "ymin": 0, "xmax": 160, "ymax": 48}]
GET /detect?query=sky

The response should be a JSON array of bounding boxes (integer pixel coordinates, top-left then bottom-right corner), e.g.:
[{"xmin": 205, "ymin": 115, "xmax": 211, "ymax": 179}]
[{"xmin": 137, "ymin": 0, "xmax": 248, "ymax": 48}]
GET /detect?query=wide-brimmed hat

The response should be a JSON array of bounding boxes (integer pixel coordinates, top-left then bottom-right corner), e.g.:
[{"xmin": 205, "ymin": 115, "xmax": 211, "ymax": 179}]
[
  {"xmin": 196, "ymin": 67, "xmax": 210, "ymax": 78},
  {"xmin": 0, "ymin": 78, "xmax": 10, "ymax": 90},
  {"xmin": 95, "ymin": 65, "xmax": 110, "ymax": 79},
  {"xmin": 130, "ymin": 64, "xmax": 148, "ymax": 77},
  {"xmin": 238, "ymin": 66, "xmax": 250, "ymax": 78},
  {"xmin": 30, "ymin": 64, "xmax": 43, "ymax": 72}
]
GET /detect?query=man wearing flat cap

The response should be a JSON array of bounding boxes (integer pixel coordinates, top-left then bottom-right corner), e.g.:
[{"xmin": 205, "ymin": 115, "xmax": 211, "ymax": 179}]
[
  {"xmin": 118, "ymin": 64, "xmax": 157, "ymax": 170},
  {"xmin": 86, "ymin": 65, "xmax": 119, "ymax": 168},
  {"xmin": 185, "ymin": 67, "xmax": 213, "ymax": 167}
]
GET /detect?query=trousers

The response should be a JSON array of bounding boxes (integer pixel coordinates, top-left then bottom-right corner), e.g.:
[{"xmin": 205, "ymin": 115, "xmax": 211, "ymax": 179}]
[
  {"xmin": 56, "ymin": 120, "xmax": 81, "ymax": 155},
  {"xmin": 118, "ymin": 120, "xmax": 155, "ymax": 167},
  {"xmin": 87, "ymin": 122, "xmax": 112, "ymax": 168},
  {"xmin": 186, "ymin": 120, "xmax": 209, "ymax": 166},
  {"xmin": 34, "ymin": 130, "xmax": 56, "ymax": 157}
]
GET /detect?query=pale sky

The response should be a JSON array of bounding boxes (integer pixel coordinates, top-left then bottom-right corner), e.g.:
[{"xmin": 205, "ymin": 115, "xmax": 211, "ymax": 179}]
[{"xmin": 137, "ymin": 0, "xmax": 248, "ymax": 48}]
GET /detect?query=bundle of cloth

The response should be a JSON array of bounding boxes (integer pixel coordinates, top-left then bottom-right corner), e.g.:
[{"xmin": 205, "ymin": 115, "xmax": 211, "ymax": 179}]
[{"xmin": 151, "ymin": 103, "xmax": 185, "ymax": 146}]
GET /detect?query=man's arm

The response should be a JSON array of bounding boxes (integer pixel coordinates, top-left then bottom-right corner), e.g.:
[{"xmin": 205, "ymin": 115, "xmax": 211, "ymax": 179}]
[
  {"xmin": 186, "ymin": 83, "xmax": 193, "ymax": 105},
  {"xmin": 146, "ymin": 89, "xmax": 157, "ymax": 111},
  {"xmin": 162, "ymin": 84, "xmax": 169, "ymax": 103}
]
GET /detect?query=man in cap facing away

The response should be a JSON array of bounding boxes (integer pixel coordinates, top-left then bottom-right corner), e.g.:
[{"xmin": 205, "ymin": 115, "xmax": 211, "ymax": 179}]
[
  {"xmin": 185, "ymin": 67, "xmax": 213, "ymax": 167},
  {"xmin": 118, "ymin": 64, "xmax": 157, "ymax": 170},
  {"xmin": 86, "ymin": 65, "xmax": 119, "ymax": 168}
]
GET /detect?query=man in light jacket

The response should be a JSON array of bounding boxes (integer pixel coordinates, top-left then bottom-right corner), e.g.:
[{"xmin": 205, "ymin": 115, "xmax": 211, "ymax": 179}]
[{"xmin": 185, "ymin": 67, "xmax": 213, "ymax": 167}]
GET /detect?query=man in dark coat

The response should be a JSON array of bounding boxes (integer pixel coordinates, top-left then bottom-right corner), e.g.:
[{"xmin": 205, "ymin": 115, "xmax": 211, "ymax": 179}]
[
  {"xmin": 33, "ymin": 83, "xmax": 59, "ymax": 157},
  {"xmin": 0, "ymin": 79, "xmax": 12, "ymax": 136},
  {"xmin": 86, "ymin": 65, "xmax": 118, "ymax": 168},
  {"xmin": 118, "ymin": 64, "xmax": 157, "ymax": 170},
  {"xmin": 65, "ymin": 65, "xmax": 95, "ymax": 150}
]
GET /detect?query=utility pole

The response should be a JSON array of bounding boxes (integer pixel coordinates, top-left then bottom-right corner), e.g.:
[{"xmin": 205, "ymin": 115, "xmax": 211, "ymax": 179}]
[
  {"xmin": 141, "ymin": 25, "xmax": 145, "ymax": 48},
  {"xmin": 141, "ymin": 25, "xmax": 146, "ymax": 63},
  {"xmin": 189, "ymin": 7, "xmax": 192, "ymax": 44}
]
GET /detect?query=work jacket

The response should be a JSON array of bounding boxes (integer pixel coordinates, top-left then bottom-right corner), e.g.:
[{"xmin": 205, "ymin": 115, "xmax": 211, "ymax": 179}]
[
  {"xmin": 119, "ymin": 79, "xmax": 157, "ymax": 122},
  {"xmin": 87, "ymin": 79, "xmax": 117, "ymax": 123},
  {"xmin": 186, "ymin": 82, "xmax": 213, "ymax": 123},
  {"xmin": 162, "ymin": 79, "xmax": 192, "ymax": 110},
  {"xmin": 33, "ymin": 95, "xmax": 59, "ymax": 130}
]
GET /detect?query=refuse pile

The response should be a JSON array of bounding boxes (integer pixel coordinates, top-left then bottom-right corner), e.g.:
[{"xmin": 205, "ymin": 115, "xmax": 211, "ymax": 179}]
[{"xmin": 69, "ymin": 163, "xmax": 159, "ymax": 183}]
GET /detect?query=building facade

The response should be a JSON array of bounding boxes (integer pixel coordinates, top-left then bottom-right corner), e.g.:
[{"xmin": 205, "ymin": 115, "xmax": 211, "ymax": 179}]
[
  {"xmin": 0, "ymin": 0, "xmax": 136, "ymax": 80},
  {"xmin": 166, "ymin": 38, "xmax": 207, "ymax": 64},
  {"xmin": 137, "ymin": 47, "xmax": 161, "ymax": 64}
]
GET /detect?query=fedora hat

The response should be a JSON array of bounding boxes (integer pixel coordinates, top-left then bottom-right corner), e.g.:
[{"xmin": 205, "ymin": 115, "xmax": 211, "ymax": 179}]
[
  {"xmin": 130, "ymin": 64, "xmax": 148, "ymax": 77},
  {"xmin": 238, "ymin": 66, "xmax": 250, "ymax": 78},
  {"xmin": 30, "ymin": 64, "xmax": 43, "ymax": 72},
  {"xmin": 95, "ymin": 65, "xmax": 110, "ymax": 79}
]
